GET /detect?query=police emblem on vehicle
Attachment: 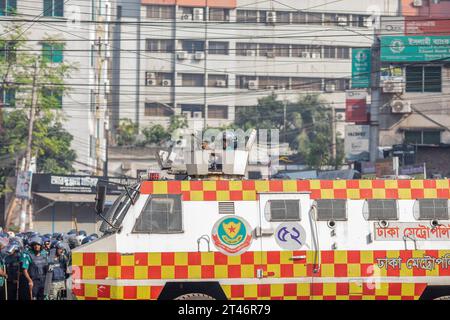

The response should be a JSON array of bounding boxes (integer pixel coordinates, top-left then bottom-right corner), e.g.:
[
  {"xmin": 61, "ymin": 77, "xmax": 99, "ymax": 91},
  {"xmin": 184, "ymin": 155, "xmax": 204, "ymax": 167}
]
[{"xmin": 212, "ymin": 216, "xmax": 252, "ymax": 255}]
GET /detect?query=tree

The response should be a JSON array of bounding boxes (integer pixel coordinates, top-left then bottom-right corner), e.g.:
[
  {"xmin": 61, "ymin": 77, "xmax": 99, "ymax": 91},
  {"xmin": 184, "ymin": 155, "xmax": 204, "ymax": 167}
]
[
  {"xmin": 141, "ymin": 124, "xmax": 170, "ymax": 146},
  {"xmin": 235, "ymin": 93, "xmax": 344, "ymax": 169},
  {"xmin": 116, "ymin": 118, "xmax": 138, "ymax": 146},
  {"xmin": 0, "ymin": 110, "xmax": 76, "ymax": 194}
]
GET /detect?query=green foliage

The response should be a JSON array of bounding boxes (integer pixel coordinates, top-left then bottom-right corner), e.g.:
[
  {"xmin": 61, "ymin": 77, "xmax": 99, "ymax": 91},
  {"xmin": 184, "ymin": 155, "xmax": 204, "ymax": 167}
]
[
  {"xmin": 142, "ymin": 124, "xmax": 171, "ymax": 146},
  {"xmin": 116, "ymin": 118, "xmax": 138, "ymax": 146},
  {"xmin": 168, "ymin": 115, "xmax": 188, "ymax": 132},
  {"xmin": 0, "ymin": 23, "xmax": 77, "ymax": 195},
  {"xmin": 235, "ymin": 93, "xmax": 344, "ymax": 169},
  {"xmin": 0, "ymin": 109, "xmax": 76, "ymax": 194}
]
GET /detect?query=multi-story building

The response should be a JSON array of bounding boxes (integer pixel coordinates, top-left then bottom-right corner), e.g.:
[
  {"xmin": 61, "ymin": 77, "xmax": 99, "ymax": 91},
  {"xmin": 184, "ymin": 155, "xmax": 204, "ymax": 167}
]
[
  {"xmin": 0, "ymin": 0, "xmax": 112, "ymax": 175},
  {"xmin": 378, "ymin": 0, "xmax": 450, "ymax": 177},
  {"xmin": 112, "ymin": 0, "xmax": 399, "ymax": 137}
]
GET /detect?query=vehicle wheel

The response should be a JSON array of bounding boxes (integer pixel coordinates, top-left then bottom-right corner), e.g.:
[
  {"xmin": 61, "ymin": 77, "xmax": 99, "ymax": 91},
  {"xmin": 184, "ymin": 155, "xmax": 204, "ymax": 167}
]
[
  {"xmin": 434, "ymin": 295, "xmax": 450, "ymax": 300},
  {"xmin": 174, "ymin": 293, "xmax": 216, "ymax": 300}
]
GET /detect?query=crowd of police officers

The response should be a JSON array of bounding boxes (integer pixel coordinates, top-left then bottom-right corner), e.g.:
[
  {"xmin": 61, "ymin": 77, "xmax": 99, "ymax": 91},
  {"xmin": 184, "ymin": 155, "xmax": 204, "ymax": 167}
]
[{"xmin": 0, "ymin": 228, "xmax": 98, "ymax": 300}]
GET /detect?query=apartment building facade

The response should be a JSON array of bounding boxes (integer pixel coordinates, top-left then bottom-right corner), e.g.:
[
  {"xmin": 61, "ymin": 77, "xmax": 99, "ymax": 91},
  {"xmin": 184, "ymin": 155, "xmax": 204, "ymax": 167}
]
[
  {"xmin": 0, "ymin": 0, "xmax": 112, "ymax": 175},
  {"xmin": 378, "ymin": 0, "xmax": 450, "ymax": 176},
  {"xmin": 112, "ymin": 0, "xmax": 399, "ymax": 137}
]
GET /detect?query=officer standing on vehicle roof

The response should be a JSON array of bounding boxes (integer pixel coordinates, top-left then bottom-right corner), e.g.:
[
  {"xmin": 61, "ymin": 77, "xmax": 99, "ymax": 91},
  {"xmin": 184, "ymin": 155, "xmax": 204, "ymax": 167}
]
[
  {"xmin": 45, "ymin": 241, "xmax": 68, "ymax": 300},
  {"xmin": 21, "ymin": 236, "xmax": 48, "ymax": 300},
  {"xmin": 0, "ymin": 237, "xmax": 9, "ymax": 300}
]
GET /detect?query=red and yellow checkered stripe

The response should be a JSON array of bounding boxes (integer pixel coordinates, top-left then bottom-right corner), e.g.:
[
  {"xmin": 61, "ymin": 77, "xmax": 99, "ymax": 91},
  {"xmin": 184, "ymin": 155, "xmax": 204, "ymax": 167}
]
[
  {"xmin": 72, "ymin": 282, "xmax": 427, "ymax": 300},
  {"xmin": 71, "ymin": 250, "xmax": 449, "ymax": 300},
  {"xmin": 141, "ymin": 180, "xmax": 450, "ymax": 201}
]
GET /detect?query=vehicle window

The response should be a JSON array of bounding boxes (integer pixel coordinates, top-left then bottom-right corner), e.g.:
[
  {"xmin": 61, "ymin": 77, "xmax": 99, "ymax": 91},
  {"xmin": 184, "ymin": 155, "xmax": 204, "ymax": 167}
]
[
  {"xmin": 100, "ymin": 184, "xmax": 140, "ymax": 234},
  {"xmin": 416, "ymin": 199, "xmax": 449, "ymax": 220},
  {"xmin": 265, "ymin": 200, "xmax": 300, "ymax": 221},
  {"xmin": 364, "ymin": 199, "xmax": 398, "ymax": 220},
  {"xmin": 133, "ymin": 194, "xmax": 183, "ymax": 233},
  {"xmin": 316, "ymin": 199, "xmax": 347, "ymax": 221}
]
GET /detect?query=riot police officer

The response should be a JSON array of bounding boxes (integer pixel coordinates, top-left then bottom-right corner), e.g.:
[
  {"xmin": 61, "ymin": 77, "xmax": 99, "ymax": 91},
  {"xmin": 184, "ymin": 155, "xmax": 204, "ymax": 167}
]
[
  {"xmin": 0, "ymin": 237, "xmax": 8, "ymax": 300},
  {"xmin": 21, "ymin": 236, "xmax": 48, "ymax": 300},
  {"xmin": 45, "ymin": 242, "xmax": 68, "ymax": 300},
  {"xmin": 4, "ymin": 241, "xmax": 22, "ymax": 300}
]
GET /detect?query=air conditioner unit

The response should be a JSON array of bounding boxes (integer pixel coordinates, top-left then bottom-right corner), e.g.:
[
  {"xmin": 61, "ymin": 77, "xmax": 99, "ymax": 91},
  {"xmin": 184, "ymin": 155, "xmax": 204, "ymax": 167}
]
[
  {"xmin": 413, "ymin": 0, "xmax": 423, "ymax": 7},
  {"xmin": 311, "ymin": 52, "xmax": 321, "ymax": 59},
  {"xmin": 383, "ymin": 80, "xmax": 403, "ymax": 93},
  {"xmin": 177, "ymin": 51, "xmax": 188, "ymax": 60},
  {"xmin": 162, "ymin": 79, "xmax": 172, "ymax": 87},
  {"xmin": 194, "ymin": 51, "xmax": 205, "ymax": 60},
  {"xmin": 193, "ymin": 111, "xmax": 203, "ymax": 118},
  {"xmin": 325, "ymin": 84, "xmax": 336, "ymax": 93},
  {"xmin": 391, "ymin": 100, "xmax": 412, "ymax": 113},
  {"xmin": 337, "ymin": 16, "xmax": 348, "ymax": 26},
  {"xmin": 267, "ymin": 11, "xmax": 276, "ymax": 24},
  {"xmin": 215, "ymin": 80, "xmax": 226, "ymax": 87},
  {"xmin": 246, "ymin": 50, "xmax": 255, "ymax": 56},
  {"xmin": 146, "ymin": 79, "xmax": 157, "ymax": 86},
  {"xmin": 181, "ymin": 14, "xmax": 193, "ymax": 21},
  {"xmin": 266, "ymin": 51, "xmax": 275, "ymax": 58},
  {"xmin": 248, "ymin": 80, "xmax": 258, "ymax": 90},
  {"xmin": 301, "ymin": 52, "xmax": 311, "ymax": 58},
  {"xmin": 182, "ymin": 111, "xmax": 191, "ymax": 118}
]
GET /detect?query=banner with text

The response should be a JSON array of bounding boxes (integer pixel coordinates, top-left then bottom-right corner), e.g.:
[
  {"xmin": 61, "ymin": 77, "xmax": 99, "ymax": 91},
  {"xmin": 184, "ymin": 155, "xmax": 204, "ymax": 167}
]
[
  {"xmin": 351, "ymin": 48, "xmax": 372, "ymax": 88},
  {"xmin": 381, "ymin": 35, "xmax": 450, "ymax": 62}
]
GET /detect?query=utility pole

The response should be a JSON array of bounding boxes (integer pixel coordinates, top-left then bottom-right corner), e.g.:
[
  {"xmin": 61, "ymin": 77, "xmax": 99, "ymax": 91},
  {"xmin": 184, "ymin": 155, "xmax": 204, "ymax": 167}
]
[
  {"xmin": 331, "ymin": 103, "xmax": 337, "ymax": 168},
  {"xmin": 203, "ymin": 0, "xmax": 208, "ymax": 131},
  {"xmin": 20, "ymin": 60, "xmax": 39, "ymax": 232},
  {"xmin": 369, "ymin": 38, "xmax": 381, "ymax": 163}
]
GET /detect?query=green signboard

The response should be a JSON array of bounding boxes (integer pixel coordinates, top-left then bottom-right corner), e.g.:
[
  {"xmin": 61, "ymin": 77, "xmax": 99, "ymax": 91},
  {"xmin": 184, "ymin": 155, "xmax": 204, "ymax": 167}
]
[
  {"xmin": 352, "ymin": 48, "xmax": 372, "ymax": 88},
  {"xmin": 381, "ymin": 35, "xmax": 450, "ymax": 62}
]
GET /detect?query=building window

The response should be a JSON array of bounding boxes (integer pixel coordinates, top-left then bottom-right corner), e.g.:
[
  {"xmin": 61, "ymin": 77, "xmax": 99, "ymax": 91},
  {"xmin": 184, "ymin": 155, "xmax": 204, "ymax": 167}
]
[
  {"xmin": 181, "ymin": 40, "xmax": 204, "ymax": 53},
  {"xmin": 291, "ymin": 44, "xmax": 321, "ymax": 58},
  {"xmin": 274, "ymin": 44, "xmax": 290, "ymax": 57},
  {"xmin": 291, "ymin": 77, "xmax": 322, "ymax": 91},
  {"xmin": 236, "ymin": 75, "xmax": 257, "ymax": 89},
  {"xmin": 209, "ymin": 8, "xmax": 229, "ymax": 22},
  {"xmin": 42, "ymin": 43, "xmax": 63, "ymax": 63},
  {"xmin": 364, "ymin": 199, "xmax": 398, "ymax": 221},
  {"xmin": 145, "ymin": 72, "xmax": 173, "ymax": 86},
  {"xmin": 144, "ymin": 102, "xmax": 174, "ymax": 117},
  {"xmin": 404, "ymin": 130, "xmax": 441, "ymax": 145},
  {"xmin": 265, "ymin": 200, "xmax": 300, "ymax": 221},
  {"xmin": 307, "ymin": 12, "xmax": 322, "ymax": 24},
  {"xmin": 208, "ymin": 41, "xmax": 228, "ymax": 55},
  {"xmin": 208, "ymin": 105, "xmax": 228, "ymax": 119},
  {"xmin": 316, "ymin": 200, "xmax": 347, "ymax": 221},
  {"xmin": 43, "ymin": 0, "xmax": 64, "ymax": 17},
  {"xmin": 259, "ymin": 76, "xmax": 289, "ymax": 89},
  {"xmin": 236, "ymin": 43, "xmax": 257, "ymax": 56},
  {"xmin": 208, "ymin": 74, "xmax": 228, "ymax": 87},
  {"xmin": 0, "ymin": 41, "xmax": 16, "ymax": 62},
  {"xmin": 146, "ymin": 5, "xmax": 175, "ymax": 19},
  {"xmin": 236, "ymin": 10, "xmax": 257, "ymax": 23},
  {"xmin": 0, "ymin": 0, "xmax": 16, "ymax": 16},
  {"xmin": 0, "ymin": 88, "xmax": 15, "ymax": 107},
  {"xmin": 181, "ymin": 73, "xmax": 204, "ymax": 87},
  {"xmin": 146, "ymin": 39, "xmax": 174, "ymax": 53},
  {"xmin": 276, "ymin": 11, "xmax": 290, "ymax": 24},
  {"xmin": 336, "ymin": 46, "xmax": 350, "ymax": 59},
  {"xmin": 323, "ymin": 13, "xmax": 337, "ymax": 26},
  {"xmin": 133, "ymin": 195, "xmax": 183, "ymax": 234},
  {"xmin": 180, "ymin": 104, "xmax": 204, "ymax": 118},
  {"xmin": 259, "ymin": 43, "xmax": 274, "ymax": 57},
  {"xmin": 90, "ymin": 90, "xmax": 96, "ymax": 112},
  {"xmin": 323, "ymin": 46, "xmax": 336, "ymax": 59},
  {"xmin": 406, "ymin": 66, "xmax": 442, "ymax": 92},
  {"xmin": 42, "ymin": 88, "xmax": 63, "ymax": 108},
  {"xmin": 292, "ymin": 12, "xmax": 307, "ymax": 24}
]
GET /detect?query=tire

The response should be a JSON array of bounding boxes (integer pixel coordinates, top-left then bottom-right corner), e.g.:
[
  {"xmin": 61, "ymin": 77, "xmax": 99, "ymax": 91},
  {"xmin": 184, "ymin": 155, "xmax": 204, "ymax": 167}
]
[
  {"xmin": 174, "ymin": 293, "xmax": 216, "ymax": 300},
  {"xmin": 434, "ymin": 295, "xmax": 450, "ymax": 300}
]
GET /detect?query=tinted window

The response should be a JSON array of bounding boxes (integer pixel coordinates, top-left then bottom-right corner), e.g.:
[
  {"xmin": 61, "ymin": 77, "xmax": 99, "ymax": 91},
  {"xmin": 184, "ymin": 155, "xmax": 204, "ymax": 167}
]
[
  {"xmin": 417, "ymin": 199, "xmax": 449, "ymax": 220},
  {"xmin": 133, "ymin": 194, "xmax": 183, "ymax": 233}
]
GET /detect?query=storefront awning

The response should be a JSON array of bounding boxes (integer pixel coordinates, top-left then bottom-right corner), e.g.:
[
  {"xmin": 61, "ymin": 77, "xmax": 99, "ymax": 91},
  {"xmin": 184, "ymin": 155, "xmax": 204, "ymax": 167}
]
[{"xmin": 34, "ymin": 192, "xmax": 118, "ymax": 203}]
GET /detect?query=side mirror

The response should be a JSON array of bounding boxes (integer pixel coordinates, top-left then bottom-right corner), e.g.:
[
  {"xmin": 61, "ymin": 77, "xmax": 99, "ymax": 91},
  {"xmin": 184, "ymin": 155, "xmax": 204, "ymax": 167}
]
[{"xmin": 95, "ymin": 183, "xmax": 107, "ymax": 214}]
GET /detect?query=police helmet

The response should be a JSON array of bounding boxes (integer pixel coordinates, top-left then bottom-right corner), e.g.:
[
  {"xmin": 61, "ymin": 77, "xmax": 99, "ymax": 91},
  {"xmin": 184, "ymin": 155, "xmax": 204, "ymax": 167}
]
[
  {"xmin": 67, "ymin": 229, "xmax": 77, "ymax": 235},
  {"xmin": 42, "ymin": 236, "xmax": 51, "ymax": 244},
  {"xmin": 29, "ymin": 236, "xmax": 43, "ymax": 246},
  {"xmin": 55, "ymin": 241, "xmax": 66, "ymax": 250},
  {"xmin": 78, "ymin": 230, "xmax": 87, "ymax": 236},
  {"xmin": 5, "ymin": 243, "xmax": 20, "ymax": 255}
]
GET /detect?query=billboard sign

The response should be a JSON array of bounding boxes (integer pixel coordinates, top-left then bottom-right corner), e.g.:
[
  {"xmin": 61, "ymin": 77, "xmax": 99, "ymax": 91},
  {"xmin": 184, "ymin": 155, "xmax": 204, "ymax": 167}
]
[
  {"xmin": 405, "ymin": 17, "xmax": 450, "ymax": 36},
  {"xmin": 16, "ymin": 171, "xmax": 33, "ymax": 200},
  {"xmin": 351, "ymin": 48, "xmax": 372, "ymax": 88},
  {"xmin": 381, "ymin": 35, "xmax": 450, "ymax": 62},
  {"xmin": 346, "ymin": 90, "xmax": 369, "ymax": 123},
  {"xmin": 344, "ymin": 125, "xmax": 370, "ymax": 161}
]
